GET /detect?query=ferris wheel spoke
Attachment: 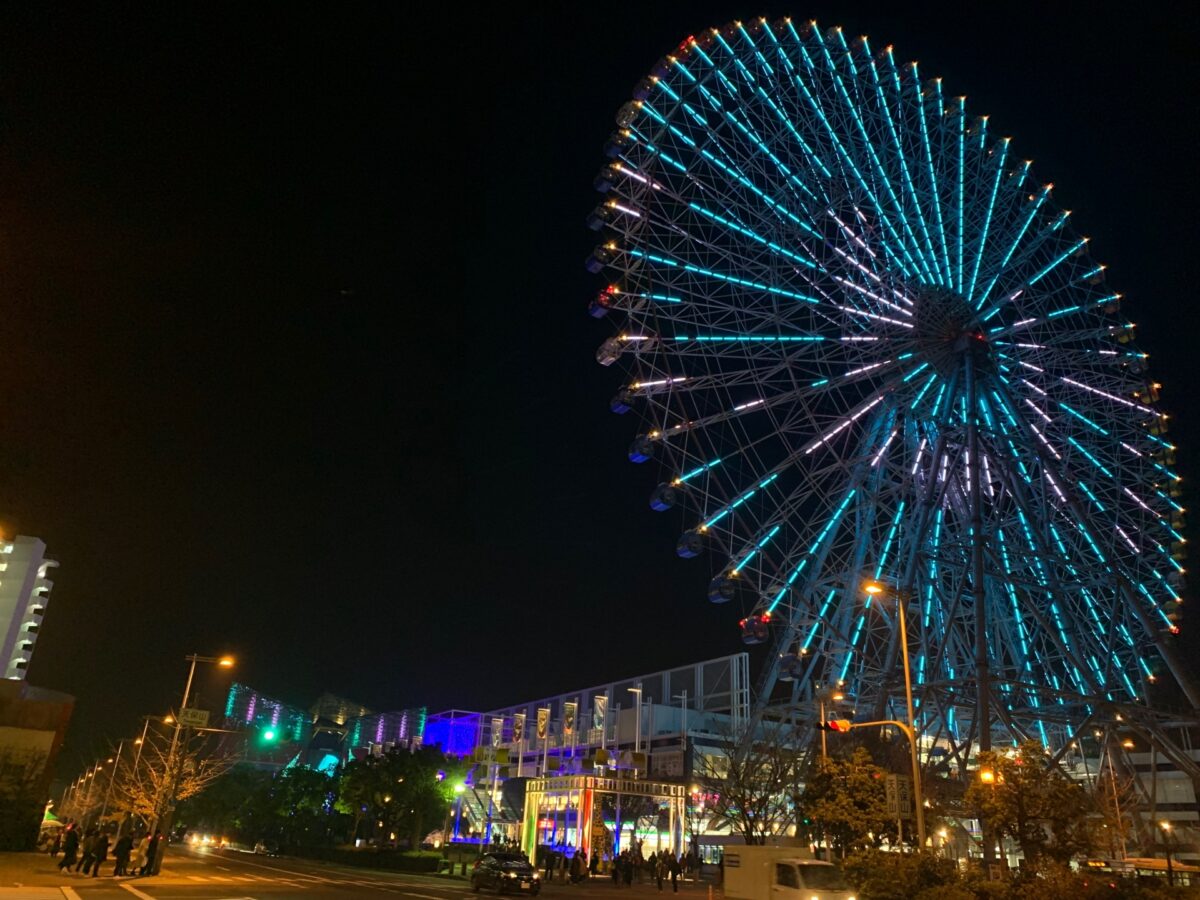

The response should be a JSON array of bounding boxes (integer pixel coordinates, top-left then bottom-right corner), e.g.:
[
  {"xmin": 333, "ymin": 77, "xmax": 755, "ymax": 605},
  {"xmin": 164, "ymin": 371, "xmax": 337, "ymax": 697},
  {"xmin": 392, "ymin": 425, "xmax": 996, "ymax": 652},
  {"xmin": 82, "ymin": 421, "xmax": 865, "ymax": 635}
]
[
  {"xmin": 861, "ymin": 41, "xmax": 945, "ymax": 287},
  {"xmin": 810, "ymin": 26, "xmax": 940, "ymax": 285},
  {"xmin": 776, "ymin": 25, "xmax": 915, "ymax": 278}
]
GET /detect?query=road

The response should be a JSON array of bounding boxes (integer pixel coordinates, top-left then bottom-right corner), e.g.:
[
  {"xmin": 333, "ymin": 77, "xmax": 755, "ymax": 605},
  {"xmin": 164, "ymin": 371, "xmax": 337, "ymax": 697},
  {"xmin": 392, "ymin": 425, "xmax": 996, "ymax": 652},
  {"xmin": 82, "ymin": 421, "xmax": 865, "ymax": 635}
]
[{"xmin": 0, "ymin": 848, "xmax": 715, "ymax": 900}]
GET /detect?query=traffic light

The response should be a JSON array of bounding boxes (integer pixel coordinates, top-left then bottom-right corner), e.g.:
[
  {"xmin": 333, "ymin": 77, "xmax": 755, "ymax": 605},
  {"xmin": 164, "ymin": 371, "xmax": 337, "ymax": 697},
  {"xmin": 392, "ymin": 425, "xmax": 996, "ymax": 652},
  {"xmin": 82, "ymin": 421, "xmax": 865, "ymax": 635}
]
[{"xmin": 817, "ymin": 719, "xmax": 852, "ymax": 732}]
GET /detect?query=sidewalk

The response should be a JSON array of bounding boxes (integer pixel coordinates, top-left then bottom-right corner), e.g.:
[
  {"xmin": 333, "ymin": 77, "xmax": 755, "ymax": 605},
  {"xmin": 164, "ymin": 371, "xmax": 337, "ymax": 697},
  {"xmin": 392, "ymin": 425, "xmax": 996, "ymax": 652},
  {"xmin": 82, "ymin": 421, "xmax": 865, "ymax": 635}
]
[{"xmin": 0, "ymin": 851, "xmax": 182, "ymax": 892}]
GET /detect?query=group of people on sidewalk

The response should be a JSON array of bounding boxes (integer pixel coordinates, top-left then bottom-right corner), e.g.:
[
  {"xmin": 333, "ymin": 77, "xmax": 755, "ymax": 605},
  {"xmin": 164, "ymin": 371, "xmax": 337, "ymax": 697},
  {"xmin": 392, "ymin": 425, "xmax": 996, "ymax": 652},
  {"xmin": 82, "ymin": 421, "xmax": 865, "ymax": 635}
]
[
  {"xmin": 539, "ymin": 841, "xmax": 695, "ymax": 893},
  {"xmin": 609, "ymin": 848, "xmax": 685, "ymax": 892},
  {"xmin": 49, "ymin": 821, "xmax": 163, "ymax": 878}
]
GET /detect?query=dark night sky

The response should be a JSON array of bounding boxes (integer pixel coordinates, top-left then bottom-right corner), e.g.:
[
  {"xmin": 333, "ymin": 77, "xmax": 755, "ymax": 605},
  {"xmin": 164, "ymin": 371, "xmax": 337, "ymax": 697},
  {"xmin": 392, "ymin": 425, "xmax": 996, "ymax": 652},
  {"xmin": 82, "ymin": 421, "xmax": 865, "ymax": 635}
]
[{"xmin": 0, "ymin": 3, "xmax": 1195, "ymax": 775}]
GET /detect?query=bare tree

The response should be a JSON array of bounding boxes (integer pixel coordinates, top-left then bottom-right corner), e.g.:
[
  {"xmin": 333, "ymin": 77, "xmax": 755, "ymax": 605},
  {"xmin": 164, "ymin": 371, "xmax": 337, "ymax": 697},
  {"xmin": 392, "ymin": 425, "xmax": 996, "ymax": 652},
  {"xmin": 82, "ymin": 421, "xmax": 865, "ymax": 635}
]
[
  {"xmin": 693, "ymin": 720, "xmax": 800, "ymax": 844},
  {"xmin": 109, "ymin": 726, "xmax": 236, "ymax": 830}
]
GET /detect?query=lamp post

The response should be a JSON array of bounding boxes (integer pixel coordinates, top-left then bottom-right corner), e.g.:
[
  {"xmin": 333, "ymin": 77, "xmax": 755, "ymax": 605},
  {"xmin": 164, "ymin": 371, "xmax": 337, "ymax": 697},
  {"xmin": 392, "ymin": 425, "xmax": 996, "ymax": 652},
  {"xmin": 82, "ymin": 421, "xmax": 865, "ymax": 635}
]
[
  {"xmin": 672, "ymin": 690, "xmax": 688, "ymax": 753},
  {"xmin": 864, "ymin": 581, "xmax": 926, "ymax": 851},
  {"xmin": 151, "ymin": 653, "xmax": 234, "ymax": 873},
  {"xmin": 1160, "ymin": 820, "xmax": 1175, "ymax": 887},
  {"xmin": 627, "ymin": 684, "xmax": 643, "ymax": 776},
  {"xmin": 98, "ymin": 750, "xmax": 121, "ymax": 824},
  {"xmin": 816, "ymin": 687, "xmax": 845, "ymax": 762}
]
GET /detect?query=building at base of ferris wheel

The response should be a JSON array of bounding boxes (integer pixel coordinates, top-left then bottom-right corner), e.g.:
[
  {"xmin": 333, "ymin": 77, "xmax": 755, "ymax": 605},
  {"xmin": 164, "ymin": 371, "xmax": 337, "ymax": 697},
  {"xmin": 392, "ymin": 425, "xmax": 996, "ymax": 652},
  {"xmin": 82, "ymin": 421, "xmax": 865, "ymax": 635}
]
[
  {"xmin": 424, "ymin": 651, "xmax": 1200, "ymax": 870},
  {"xmin": 219, "ymin": 650, "xmax": 1200, "ymax": 867},
  {"xmin": 428, "ymin": 651, "xmax": 751, "ymax": 861}
]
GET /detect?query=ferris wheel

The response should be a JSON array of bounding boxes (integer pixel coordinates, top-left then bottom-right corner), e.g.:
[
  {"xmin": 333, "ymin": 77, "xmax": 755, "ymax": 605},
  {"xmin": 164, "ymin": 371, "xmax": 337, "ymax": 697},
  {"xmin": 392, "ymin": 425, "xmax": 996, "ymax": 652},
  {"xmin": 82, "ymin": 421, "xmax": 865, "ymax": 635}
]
[{"xmin": 586, "ymin": 17, "xmax": 1195, "ymax": 755}]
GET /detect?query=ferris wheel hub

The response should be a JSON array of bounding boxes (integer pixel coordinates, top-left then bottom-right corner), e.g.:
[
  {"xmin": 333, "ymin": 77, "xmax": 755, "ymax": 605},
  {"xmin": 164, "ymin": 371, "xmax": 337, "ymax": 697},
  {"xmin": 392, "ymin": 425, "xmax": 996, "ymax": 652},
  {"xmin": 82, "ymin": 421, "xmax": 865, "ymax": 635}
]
[{"xmin": 913, "ymin": 286, "xmax": 989, "ymax": 375}]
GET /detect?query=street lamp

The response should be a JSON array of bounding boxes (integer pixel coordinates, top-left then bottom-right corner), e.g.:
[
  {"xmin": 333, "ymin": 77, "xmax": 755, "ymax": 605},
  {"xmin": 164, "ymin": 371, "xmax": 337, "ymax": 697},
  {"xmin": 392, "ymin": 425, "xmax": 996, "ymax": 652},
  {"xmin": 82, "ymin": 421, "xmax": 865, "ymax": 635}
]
[
  {"xmin": 1160, "ymin": 820, "xmax": 1175, "ymax": 887},
  {"xmin": 627, "ymin": 683, "xmax": 644, "ymax": 773},
  {"xmin": 151, "ymin": 653, "xmax": 235, "ymax": 873},
  {"xmin": 864, "ymin": 581, "xmax": 926, "ymax": 851}
]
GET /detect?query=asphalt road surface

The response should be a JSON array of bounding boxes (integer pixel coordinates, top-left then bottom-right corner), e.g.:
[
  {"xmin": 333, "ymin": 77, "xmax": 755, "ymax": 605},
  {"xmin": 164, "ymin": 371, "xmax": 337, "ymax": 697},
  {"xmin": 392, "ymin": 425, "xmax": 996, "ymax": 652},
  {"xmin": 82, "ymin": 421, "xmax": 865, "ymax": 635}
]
[{"xmin": 0, "ymin": 847, "xmax": 714, "ymax": 899}]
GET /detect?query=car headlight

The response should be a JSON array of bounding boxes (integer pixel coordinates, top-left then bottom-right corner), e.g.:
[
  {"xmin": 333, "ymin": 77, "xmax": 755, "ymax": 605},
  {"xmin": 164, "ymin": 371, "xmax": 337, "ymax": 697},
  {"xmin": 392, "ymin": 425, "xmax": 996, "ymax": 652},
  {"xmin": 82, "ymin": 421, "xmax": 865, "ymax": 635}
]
[{"xmin": 533, "ymin": 873, "xmax": 540, "ymax": 879}]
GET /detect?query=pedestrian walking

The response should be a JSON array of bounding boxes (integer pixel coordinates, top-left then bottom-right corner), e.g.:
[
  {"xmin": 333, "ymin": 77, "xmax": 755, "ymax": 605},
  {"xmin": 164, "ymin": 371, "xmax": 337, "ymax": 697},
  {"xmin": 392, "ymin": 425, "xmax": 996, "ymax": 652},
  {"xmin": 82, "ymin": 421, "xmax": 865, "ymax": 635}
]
[
  {"xmin": 622, "ymin": 852, "xmax": 633, "ymax": 889},
  {"xmin": 570, "ymin": 852, "xmax": 583, "ymax": 884},
  {"xmin": 544, "ymin": 849, "xmax": 556, "ymax": 882},
  {"xmin": 655, "ymin": 854, "xmax": 666, "ymax": 892},
  {"xmin": 88, "ymin": 832, "xmax": 109, "ymax": 877},
  {"xmin": 611, "ymin": 852, "xmax": 621, "ymax": 887},
  {"xmin": 590, "ymin": 851, "xmax": 600, "ymax": 877},
  {"xmin": 112, "ymin": 832, "xmax": 134, "ymax": 876},
  {"xmin": 134, "ymin": 834, "xmax": 150, "ymax": 875},
  {"xmin": 49, "ymin": 831, "xmax": 62, "ymax": 857},
  {"xmin": 75, "ymin": 829, "xmax": 97, "ymax": 874},
  {"xmin": 57, "ymin": 826, "xmax": 80, "ymax": 872},
  {"xmin": 669, "ymin": 854, "xmax": 680, "ymax": 893}
]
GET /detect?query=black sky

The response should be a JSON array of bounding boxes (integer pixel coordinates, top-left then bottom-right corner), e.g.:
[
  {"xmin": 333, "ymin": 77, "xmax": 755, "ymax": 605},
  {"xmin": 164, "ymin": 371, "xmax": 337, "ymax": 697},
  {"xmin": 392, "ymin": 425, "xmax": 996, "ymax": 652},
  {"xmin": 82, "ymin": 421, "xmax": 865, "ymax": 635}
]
[{"xmin": 1, "ymin": 2, "xmax": 1196, "ymax": 775}]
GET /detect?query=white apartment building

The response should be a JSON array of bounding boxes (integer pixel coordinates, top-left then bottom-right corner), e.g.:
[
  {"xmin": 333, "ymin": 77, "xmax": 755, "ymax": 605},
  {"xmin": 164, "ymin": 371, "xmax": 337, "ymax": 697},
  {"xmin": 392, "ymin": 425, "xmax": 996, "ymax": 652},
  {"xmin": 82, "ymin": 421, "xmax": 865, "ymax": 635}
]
[{"xmin": 0, "ymin": 535, "xmax": 57, "ymax": 679}]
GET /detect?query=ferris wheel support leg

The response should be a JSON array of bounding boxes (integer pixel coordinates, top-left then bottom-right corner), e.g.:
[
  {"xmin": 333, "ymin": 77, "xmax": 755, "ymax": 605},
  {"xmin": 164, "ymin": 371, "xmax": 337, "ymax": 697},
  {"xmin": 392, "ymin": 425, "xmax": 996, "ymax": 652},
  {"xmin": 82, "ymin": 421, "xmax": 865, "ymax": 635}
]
[
  {"xmin": 1117, "ymin": 577, "xmax": 1200, "ymax": 711},
  {"xmin": 965, "ymin": 351, "xmax": 998, "ymax": 873}
]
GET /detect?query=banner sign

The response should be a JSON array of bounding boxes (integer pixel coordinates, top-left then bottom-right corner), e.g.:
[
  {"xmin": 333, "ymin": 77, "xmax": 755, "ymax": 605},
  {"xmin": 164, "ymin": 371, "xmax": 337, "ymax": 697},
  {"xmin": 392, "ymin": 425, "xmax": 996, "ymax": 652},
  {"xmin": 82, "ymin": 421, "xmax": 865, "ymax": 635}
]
[
  {"xmin": 491, "ymin": 717, "xmax": 505, "ymax": 748},
  {"xmin": 513, "ymin": 713, "xmax": 526, "ymax": 743},
  {"xmin": 536, "ymin": 707, "xmax": 550, "ymax": 741},
  {"xmin": 563, "ymin": 701, "xmax": 578, "ymax": 735},
  {"xmin": 592, "ymin": 696, "xmax": 607, "ymax": 732}
]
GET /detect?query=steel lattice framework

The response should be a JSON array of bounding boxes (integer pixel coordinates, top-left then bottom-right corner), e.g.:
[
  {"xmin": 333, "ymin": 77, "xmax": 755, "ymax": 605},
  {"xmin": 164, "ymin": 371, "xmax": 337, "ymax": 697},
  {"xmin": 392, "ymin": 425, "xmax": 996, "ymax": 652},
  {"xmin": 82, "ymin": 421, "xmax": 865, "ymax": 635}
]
[{"xmin": 585, "ymin": 17, "xmax": 1197, "ymax": 764}]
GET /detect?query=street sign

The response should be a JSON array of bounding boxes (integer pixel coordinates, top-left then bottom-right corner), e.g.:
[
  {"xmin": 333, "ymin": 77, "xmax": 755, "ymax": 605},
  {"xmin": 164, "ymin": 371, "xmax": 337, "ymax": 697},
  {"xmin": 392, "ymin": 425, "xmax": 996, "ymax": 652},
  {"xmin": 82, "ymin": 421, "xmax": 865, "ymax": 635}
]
[
  {"xmin": 177, "ymin": 707, "xmax": 209, "ymax": 728},
  {"xmin": 896, "ymin": 774, "xmax": 913, "ymax": 817},
  {"xmin": 885, "ymin": 774, "xmax": 913, "ymax": 818}
]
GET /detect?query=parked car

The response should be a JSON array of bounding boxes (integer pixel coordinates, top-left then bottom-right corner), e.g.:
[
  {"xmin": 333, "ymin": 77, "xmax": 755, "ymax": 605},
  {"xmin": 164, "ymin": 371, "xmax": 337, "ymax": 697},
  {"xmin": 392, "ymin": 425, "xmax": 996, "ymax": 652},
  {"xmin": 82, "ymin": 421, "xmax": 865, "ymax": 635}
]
[
  {"xmin": 253, "ymin": 840, "xmax": 281, "ymax": 856},
  {"xmin": 471, "ymin": 852, "xmax": 541, "ymax": 894}
]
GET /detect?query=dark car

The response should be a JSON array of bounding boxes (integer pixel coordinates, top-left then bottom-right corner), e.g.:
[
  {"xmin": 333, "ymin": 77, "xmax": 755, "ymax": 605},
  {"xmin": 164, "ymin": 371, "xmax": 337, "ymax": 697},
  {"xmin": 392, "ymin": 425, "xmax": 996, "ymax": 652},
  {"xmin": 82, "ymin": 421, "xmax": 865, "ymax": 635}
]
[{"xmin": 471, "ymin": 852, "xmax": 541, "ymax": 894}]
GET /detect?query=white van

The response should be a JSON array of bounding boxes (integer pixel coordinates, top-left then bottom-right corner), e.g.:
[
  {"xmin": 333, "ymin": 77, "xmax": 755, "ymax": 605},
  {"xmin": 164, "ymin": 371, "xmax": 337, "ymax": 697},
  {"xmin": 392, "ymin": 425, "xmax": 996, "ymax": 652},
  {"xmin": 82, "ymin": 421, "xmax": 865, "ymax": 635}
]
[{"xmin": 723, "ymin": 846, "xmax": 855, "ymax": 900}]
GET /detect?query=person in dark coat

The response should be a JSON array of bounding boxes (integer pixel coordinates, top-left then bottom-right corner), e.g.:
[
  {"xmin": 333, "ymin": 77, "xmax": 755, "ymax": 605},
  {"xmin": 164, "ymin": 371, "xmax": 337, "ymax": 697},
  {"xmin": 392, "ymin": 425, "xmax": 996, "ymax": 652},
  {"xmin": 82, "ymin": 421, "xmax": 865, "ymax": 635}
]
[
  {"xmin": 140, "ymin": 831, "xmax": 162, "ymax": 876},
  {"xmin": 75, "ymin": 829, "xmax": 97, "ymax": 873},
  {"xmin": 57, "ymin": 826, "xmax": 80, "ymax": 871},
  {"xmin": 112, "ymin": 833, "xmax": 134, "ymax": 876},
  {"xmin": 669, "ymin": 854, "xmax": 681, "ymax": 893},
  {"xmin": 88, "ymin": 832, "xmax": 110, "ymax": 877}
]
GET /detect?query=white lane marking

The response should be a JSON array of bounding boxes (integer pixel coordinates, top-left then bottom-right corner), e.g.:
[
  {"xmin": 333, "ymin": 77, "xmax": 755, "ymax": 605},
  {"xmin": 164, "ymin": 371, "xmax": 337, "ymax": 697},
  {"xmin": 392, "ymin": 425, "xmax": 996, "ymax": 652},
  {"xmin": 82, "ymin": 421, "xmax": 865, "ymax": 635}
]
[
  {"xmin": 119, "ymin": 884, "xmax": 157, "ymax": 900},
  {"xmin": 189, "ymin": 875, "xmax": 208, "ymax": 881},
  {"xmin": 59, "ymin": 888, "xmax": 83, "ymax": 900},
  {"xmin": 190, "ymin": 853, "xmax": 334, "ymax": 883},
  {"xmin": 404, "ymin": 893, "xmax": 458, "ymax": 900}
]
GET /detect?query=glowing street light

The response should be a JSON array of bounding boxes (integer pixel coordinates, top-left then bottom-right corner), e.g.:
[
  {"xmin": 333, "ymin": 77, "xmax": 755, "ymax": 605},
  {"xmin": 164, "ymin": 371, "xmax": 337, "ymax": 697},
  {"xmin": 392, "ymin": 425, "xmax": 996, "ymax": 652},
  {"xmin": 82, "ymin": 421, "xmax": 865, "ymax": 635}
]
[{"xmin": 863, "ymin": 580, "xmax": 926, "ymax": 851}]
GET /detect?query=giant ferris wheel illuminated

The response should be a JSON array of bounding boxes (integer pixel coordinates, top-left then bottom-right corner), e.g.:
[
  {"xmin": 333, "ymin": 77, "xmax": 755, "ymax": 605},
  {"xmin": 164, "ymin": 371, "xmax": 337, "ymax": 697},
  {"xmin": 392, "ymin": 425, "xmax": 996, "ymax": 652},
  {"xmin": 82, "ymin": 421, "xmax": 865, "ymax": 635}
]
[{"xmin": 586, "ymin": 17, "xmax": 1196, "ymax": 761}]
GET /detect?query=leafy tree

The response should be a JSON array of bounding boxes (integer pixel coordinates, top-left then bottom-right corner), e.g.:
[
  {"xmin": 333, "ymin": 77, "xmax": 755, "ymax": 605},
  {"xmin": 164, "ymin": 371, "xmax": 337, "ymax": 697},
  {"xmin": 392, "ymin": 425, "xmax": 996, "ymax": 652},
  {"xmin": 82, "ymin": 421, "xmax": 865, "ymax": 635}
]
[
  {"xmin": 337, "ymin": 746, "xmax": 460, "ymax": 847},
  {"xmin": 842, "ymin": 848, "xmax": 964, "ymax": 900},
  {"xmin": 176, "ymin": 765, "xmax": 274, "ymax": 839},
  {"xmin": 964, "ymin": 740, "xmax": 1092, "ymax": 870},
  {"xmin": 801, "ymin": 747, "xmax": 892, "ymax": 856},
  {"xmin": 0, "ymin": 748, "xmax": 48, "ymax": 850},
  {"xmin": 693, "ymin": 720, "xmax": 800, "ymax": 844},
  {"xmin": 271, "ymin": 767, "xmax": 340, "ymax": 848}
]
